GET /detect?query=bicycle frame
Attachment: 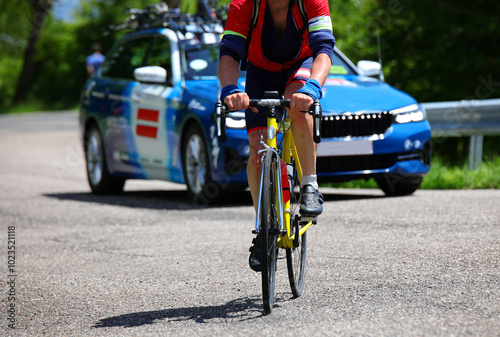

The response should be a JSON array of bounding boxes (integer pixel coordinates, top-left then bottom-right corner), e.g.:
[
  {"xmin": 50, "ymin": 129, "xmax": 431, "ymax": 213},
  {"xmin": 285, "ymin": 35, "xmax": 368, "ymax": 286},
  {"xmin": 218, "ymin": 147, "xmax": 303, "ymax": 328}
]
[{"xmin": 254, "ymin": 111, "xmax": 313, "ymax": 249}]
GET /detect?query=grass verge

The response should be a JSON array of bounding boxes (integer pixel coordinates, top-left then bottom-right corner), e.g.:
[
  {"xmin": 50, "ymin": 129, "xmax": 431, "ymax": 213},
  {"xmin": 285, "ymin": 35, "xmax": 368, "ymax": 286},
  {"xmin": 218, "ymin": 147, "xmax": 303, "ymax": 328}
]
[{"xmin": 322, "ymin": 157, "xmax": 499, "ymax": 190}]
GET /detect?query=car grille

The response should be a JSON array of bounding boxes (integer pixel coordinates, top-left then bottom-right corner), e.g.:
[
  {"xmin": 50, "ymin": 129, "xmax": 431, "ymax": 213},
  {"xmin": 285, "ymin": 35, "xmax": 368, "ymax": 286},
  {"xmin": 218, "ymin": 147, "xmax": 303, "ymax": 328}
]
[
  {"xmin": 317, "ymin": 153, "xmax": 398, "ymax": 173},
  {"xmin": 316, "ymin": 150, "xmax": 425, "ymax": 174},
  {"xmin": 320, "ymin": 111, "xmax": 392, "ymax": 138}
]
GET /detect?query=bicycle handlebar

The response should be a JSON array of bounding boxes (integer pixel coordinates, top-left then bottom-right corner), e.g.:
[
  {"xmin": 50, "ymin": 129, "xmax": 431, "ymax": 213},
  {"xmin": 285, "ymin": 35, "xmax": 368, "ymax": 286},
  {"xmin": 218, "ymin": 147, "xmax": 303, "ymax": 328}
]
[
  {"xmin": 249, "ymin": 99, "xmax": 290, "ymax": 108},
  {"xmin": 216, "ymin": 98, "xmax": 322, "ymax": 144}
]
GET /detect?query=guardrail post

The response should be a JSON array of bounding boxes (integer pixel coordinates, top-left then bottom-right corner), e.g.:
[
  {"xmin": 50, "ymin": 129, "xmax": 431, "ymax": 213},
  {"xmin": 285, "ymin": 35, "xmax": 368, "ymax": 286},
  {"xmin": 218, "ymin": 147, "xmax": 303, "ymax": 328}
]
[{"xmin": 468, "ymin": 134, "xmax": 483, "ymax": 170}]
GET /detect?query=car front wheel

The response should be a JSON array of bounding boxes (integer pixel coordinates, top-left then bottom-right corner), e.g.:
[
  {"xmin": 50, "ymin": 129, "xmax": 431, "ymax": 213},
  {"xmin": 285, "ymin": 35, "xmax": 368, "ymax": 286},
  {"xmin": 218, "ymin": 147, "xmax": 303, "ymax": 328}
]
[
  {"xmin": 84, "ymin": 125, "xmax": 125, "ymax": 194},
  {"xmin": 181, "ymin": 124, "xmax": 214, "ymax": 203},
  {"xmin": 376, "ymin": 175, "xmax": 422, "ymax": 196}
]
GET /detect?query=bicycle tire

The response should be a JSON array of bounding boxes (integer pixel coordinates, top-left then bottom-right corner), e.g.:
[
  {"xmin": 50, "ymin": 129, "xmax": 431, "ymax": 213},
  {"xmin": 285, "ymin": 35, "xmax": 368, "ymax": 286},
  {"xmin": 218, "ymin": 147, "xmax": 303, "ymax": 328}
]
[
  {"xmin": 286, "ymin": 159, "xmax": 307, "ymax": 297},
  {"xmin": 260, "ymin": 152, "xmax": 279, "ymax": 314}
]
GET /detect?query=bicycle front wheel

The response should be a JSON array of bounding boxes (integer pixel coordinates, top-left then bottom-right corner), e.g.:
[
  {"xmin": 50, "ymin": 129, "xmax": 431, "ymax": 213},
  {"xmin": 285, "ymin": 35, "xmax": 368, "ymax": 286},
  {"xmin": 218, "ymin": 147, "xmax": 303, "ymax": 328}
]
[
  {"xmin": 286, "ymin": 226, "xmax": 307, "ymax": 297},
  {"xmin": 286, "ymin": 159, "xmax": 307, "ymax": 297},
  {"xmin": 260, "ymin": 152, "xmax": 279, "ymax": 314}
]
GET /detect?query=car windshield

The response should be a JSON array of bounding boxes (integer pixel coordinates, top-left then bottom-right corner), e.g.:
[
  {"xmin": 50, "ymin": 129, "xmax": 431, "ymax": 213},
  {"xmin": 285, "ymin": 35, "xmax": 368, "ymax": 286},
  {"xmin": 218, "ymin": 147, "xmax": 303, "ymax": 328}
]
[{"xmin": 329, "ymin": 52, "xmax": 356, "ymax": 76}]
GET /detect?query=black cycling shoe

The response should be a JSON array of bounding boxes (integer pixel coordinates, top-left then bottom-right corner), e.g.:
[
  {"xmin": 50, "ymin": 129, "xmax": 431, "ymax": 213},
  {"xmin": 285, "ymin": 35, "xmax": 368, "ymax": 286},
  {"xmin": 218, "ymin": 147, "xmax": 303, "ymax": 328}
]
[
  {"xmin": 249, "ymin": 236, "xmax": 262, "ymax": 272},
  {"xmin": 300, "ymin": 184, "xmax": 324, "ymax": 218}
]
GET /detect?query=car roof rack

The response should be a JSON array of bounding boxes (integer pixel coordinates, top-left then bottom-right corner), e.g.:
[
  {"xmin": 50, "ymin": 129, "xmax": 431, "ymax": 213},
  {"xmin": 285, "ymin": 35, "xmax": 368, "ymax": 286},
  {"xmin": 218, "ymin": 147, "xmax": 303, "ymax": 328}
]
[{"xmin": 105, "ymin": 1, "xmax": 226, "ymax": 35}]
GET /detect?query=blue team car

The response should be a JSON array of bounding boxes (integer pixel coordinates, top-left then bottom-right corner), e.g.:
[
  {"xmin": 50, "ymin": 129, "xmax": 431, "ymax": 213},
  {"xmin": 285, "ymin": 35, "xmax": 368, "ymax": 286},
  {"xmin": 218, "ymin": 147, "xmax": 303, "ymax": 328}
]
[{"xmin": 80, "ymin": 5, "xmax": 431, "ymax": 203}]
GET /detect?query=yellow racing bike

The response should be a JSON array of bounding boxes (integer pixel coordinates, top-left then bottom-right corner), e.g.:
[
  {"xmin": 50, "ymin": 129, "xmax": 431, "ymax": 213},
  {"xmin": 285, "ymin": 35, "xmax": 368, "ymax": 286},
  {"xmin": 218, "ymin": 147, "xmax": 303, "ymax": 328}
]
[{"xmin": 216, "ymin": 91, "xmax": 322, "ymax": 314}]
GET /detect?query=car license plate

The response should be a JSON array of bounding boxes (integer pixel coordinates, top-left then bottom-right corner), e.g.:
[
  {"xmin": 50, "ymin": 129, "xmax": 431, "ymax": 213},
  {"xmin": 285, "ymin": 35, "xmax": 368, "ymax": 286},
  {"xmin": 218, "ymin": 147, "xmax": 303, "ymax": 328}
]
[{"xmin": 317, "ymin": 140, "xmax": 373, "ymax": 157}]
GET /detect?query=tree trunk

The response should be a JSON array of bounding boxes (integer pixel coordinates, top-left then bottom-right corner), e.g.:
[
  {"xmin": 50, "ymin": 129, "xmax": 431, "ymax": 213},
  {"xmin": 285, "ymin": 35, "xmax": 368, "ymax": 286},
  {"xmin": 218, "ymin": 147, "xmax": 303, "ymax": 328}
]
[{"xmin": 13, "ymin": 0, "xmax": 54, "ymax": 103}]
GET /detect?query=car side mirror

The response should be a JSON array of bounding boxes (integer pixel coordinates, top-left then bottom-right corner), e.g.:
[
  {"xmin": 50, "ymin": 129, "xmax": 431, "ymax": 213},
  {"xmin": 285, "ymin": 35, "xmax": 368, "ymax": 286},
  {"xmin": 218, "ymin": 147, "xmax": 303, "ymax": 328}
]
[
  {"xmin": 356, "ymin": 60, "xmax": 381, "ymax": 77},
  {"xmin": 134, "ymin": 66, "xmax": 167, "ymax": 84}
]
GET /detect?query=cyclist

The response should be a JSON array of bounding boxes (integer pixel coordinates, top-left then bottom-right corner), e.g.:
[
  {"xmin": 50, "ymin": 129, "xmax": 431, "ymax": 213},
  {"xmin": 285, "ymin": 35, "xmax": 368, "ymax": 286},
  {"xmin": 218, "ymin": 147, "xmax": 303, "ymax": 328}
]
[{"xmin": 218, "ymin": 0, "xmax": 335, "ymax": 271}]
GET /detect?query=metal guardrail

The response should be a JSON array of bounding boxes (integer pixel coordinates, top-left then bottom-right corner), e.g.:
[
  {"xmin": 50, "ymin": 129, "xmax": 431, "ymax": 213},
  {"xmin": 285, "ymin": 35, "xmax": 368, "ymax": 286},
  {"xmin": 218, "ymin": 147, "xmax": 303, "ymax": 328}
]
[{"xmin": 422, "ymin": 98, "xmax": 500, "ymax": 170}]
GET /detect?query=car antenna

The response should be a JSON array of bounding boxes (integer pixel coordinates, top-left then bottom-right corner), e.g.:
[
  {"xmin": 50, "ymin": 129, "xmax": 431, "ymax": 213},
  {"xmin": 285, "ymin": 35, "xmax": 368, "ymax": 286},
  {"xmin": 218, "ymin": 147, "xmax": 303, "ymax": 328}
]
[{"xmin": 377, "ymin": 34, "xmax": 385, "ymax": 82}]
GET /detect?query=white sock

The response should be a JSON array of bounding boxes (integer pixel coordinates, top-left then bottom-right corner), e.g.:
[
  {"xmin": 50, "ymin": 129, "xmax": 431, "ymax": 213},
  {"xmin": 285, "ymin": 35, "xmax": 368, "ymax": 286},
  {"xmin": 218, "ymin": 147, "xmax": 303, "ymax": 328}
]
[{"xmin": 301, "ymin": 175, "xmax": 318, "ymax": 189}]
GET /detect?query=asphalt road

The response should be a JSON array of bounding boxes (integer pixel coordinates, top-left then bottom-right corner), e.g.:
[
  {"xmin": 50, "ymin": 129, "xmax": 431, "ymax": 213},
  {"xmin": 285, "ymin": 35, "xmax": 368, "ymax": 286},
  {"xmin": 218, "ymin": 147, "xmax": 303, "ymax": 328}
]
[{"xmin": 0, "ymin": 111, "xmax": 499, "ymax": 336}]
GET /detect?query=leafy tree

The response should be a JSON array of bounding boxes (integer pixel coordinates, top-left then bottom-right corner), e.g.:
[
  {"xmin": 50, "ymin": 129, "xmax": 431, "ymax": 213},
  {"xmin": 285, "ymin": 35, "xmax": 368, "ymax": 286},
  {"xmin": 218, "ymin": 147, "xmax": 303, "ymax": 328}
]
[
  {"xmin": 13, "ymin": 0, "xmax": 56, "ymax": 103},
  {"xmin": 0, "ymin": 0, "xmax": 34, "ymax": 108},
  {"xmin": 370, "ymin": 0, "xmax": 500, "ymax": 102},
  {"xmin": 29, "ymin": 0, "xmax": 162, "ymax": 108}
]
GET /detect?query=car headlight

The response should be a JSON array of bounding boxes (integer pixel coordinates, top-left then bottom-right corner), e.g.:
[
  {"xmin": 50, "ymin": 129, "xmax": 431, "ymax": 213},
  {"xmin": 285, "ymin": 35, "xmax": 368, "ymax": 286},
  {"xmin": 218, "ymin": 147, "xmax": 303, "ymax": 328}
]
[
  {"xmin": 226, "ymin": 112, "xmax": 246, "ymax": 129},
  {"xmin": 391, "ymin": 104, "xmax": 427, "ymax": 124}
]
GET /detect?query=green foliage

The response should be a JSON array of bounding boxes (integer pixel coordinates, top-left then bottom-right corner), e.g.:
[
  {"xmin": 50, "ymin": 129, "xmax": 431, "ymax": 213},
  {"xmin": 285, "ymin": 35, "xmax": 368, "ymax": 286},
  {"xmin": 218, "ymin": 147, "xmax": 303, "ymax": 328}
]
[
  {"xmin": 24, "ymin": 0, "xmax": 162, "ymax": 110},
  {"xmin": 329, "ymin": 0, "xmax": 378, "ymax": 61},
  {"xmin": 370, "ymin": 0, "xmax": 500, "ymax": 102},
  {"xmin": 422, "ymin": 156, "xmax": 500, "ymax": 189},
  {"xmin": 30, "ymin": 17, "xmax": 85, "ymax": 109},
  {"xmin": 324, "ymin": 156, "xmax": 500, "ymax": 190},
  {"xmin": 0, "ymin": 0, "xmax": 33, "ymax": 109}
]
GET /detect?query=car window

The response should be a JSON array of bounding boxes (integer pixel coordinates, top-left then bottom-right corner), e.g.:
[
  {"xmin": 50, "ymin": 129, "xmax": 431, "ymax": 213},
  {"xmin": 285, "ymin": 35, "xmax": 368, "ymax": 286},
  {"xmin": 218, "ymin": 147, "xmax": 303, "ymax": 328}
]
[
  {"xmin": 181, "ymin": 40, "xmax": 246, "ymax": 80},
  {"xmin": 146, "ymin": 37, "xmax": 172, "ymax": 84},
  {"xmin": 329, "ymin": 52, "xmax": 356, "ymax": 76},
  {"xmin": 181, "ymin": 41, "xmax": 220, "ymax": 80},
  {"xmin": 100, "ymin": 37, "xmax": 153, "ymax": 80}
]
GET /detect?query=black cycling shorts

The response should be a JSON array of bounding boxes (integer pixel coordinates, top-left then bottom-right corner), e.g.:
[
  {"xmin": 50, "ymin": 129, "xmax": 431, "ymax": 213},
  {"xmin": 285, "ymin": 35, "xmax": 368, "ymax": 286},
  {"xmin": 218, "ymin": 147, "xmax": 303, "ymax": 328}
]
[{"xmin": 244, "ymin": 57, "xmax": 313, "ymax": 133}]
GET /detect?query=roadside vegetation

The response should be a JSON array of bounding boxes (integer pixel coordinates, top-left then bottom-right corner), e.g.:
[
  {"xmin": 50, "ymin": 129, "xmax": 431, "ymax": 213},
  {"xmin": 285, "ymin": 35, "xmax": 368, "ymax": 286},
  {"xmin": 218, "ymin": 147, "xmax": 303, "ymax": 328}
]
[{"xmin": 327, "ymin": 157, "xmax": 500, "ymax": 190}]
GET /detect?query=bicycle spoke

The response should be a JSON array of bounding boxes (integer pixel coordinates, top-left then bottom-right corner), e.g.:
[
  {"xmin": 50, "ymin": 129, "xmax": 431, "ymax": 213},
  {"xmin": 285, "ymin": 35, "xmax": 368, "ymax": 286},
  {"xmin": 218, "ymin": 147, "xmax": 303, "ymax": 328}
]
[
  {"xmin": 286, "ymin": 160, "xmax": 307, "ymax": 297},
  {"xmin": 260, "ymin": 152, "xmax": 278, "ymax": 314}
]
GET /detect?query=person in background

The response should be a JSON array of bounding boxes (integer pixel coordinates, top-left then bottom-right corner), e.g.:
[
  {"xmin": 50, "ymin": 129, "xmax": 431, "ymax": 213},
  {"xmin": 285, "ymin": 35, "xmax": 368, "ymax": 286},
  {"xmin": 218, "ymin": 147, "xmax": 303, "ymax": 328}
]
[{"xmin": 86, "ymin": 43, "xmax": 105, "ymax": 76}]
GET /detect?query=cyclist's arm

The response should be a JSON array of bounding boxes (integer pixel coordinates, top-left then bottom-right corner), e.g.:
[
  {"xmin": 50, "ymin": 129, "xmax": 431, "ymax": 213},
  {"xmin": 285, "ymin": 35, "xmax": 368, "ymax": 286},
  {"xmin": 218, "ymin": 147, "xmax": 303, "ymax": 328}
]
[
  {"xmin": 310, "ymin": 53, "xmax": 331, "ymax": 89},
  {"xmin": 218, "ymin": 55, "xmax": 240, "ymax": 89},
  {"xmin": 291, "ymin": 53, "xmax": 331, "ymax": 112},
  {"xmin": 218, "ymin": 55, "xmax": 252, "ymax": 112},
  {"xmin": 292, "ymin": 0, "xmax": 334, "ymax": 112}
]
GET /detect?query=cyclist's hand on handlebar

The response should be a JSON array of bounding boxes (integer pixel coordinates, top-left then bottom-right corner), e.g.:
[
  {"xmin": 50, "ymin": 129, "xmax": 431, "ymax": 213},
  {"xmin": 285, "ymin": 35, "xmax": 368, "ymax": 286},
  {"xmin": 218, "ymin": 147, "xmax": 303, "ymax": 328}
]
[
  {"xmin": 290, "ymin": 92, "xmax": 314, "ymax": 113},
  {"xmin": 225, "ymin": 92, "xmax": 258, "ymax": 113}
]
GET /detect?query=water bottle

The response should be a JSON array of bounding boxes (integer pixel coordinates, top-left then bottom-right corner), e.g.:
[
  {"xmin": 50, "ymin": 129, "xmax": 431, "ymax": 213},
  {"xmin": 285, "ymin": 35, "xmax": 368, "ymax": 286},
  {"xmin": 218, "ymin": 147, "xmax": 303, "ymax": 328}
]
[{"xmin": 281, "ymin": 160, "xmax": 290, "ymax": 203}]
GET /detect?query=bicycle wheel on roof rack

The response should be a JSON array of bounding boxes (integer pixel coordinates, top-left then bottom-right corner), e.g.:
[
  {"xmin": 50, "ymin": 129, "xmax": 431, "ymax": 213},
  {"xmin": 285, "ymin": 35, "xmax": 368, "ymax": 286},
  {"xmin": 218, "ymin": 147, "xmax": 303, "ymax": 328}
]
[
  {"xmin": 259, "ymin": 151, "xmax": 279, "ymax": 315},
  {"xmin": 286, "ymin": 158, "xmax": 307, "ymax": 297}
]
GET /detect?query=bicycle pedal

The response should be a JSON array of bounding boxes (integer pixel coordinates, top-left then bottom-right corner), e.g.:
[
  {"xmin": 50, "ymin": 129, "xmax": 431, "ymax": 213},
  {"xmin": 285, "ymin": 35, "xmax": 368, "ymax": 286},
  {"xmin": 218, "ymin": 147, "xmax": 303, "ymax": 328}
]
[
  {"xmin": 252, "ymin": 229, "xmax": 259, "ymax": 235},
  {"xmin": 300, "ymin": 216, "xmax": 318, "ymax": 223}
]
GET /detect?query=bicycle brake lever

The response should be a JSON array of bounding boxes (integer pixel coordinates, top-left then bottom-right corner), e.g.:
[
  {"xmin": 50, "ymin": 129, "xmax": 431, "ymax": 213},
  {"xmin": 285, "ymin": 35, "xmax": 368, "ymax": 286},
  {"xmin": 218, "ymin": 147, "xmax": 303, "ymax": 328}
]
[
  {"xmin": 311, "ymin": 100, "xmax": 322, "ymax": 144},
  {"xmin": 215, "ymin": 100, "xmax": 227, "ymax": 142}
]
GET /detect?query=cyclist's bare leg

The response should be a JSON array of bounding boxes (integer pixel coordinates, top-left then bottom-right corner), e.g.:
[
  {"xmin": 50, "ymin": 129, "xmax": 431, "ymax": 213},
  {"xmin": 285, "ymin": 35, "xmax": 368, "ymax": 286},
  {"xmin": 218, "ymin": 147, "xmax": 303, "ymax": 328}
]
[
  {"xmin": 284, "ymin": 82, "xmax": 317, "ymax": 177},
  {"xmin": 247, "ymin": 129, "xmax": 267, "ymax": 211}
]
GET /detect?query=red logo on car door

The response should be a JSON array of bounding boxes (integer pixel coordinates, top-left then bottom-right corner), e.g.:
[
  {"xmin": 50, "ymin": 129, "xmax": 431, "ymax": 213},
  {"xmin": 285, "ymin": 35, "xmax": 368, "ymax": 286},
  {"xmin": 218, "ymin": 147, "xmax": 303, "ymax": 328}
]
[{"xmin": 136, "ymin": 108, "xmax": 159, "ymax": 138}]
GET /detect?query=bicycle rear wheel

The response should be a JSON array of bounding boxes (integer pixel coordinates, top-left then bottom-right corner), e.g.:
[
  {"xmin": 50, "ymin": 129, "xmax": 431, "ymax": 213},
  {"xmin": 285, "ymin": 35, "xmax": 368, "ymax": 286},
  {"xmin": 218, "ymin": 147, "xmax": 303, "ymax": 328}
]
[
  {"xmin": 260, "ymin": 152, "xmax": 279, "ymax": 314},
  {"xmin": 286, "ymin": 159, "xmax": 307, "ymax": 297}
]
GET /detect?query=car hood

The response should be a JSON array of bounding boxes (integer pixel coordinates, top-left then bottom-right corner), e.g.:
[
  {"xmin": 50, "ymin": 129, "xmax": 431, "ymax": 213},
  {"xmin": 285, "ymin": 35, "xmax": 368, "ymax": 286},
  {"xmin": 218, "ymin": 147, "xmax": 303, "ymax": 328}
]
[{"xmin": 321, "ymin": 76, "xmax": 417, "ymax": 114}]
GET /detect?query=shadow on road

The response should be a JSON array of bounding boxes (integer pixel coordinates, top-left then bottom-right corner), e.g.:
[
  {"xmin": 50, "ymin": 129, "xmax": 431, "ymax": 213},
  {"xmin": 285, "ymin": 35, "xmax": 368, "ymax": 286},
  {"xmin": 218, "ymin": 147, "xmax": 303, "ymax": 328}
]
[
  {"xmin": 44, "ymin": 189, "xmax": 254, "ymax": 210},
  {"xmin": 44, "ymin": 188, "xmax": 385, "ymax": 210},
  {"xmin": 93, "ymin": 296, "xmax": 274, "ymax": 327}
]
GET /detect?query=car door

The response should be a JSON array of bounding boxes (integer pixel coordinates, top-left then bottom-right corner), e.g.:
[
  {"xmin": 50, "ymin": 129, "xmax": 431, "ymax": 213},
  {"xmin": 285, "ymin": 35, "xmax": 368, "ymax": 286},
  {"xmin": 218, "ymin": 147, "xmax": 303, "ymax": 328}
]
[
  {"xmin": 95, "ymin": 35, "xmax": 155, "ymax": 177},
  {"xmin": 129, "ymin": 36, "xmax": 174, "ymax": 180}
]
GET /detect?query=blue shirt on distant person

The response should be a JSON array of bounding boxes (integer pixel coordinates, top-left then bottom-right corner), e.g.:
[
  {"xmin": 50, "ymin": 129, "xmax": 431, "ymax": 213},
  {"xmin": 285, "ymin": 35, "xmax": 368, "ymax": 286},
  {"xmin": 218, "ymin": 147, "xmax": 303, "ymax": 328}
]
[{"xmin": 86, "ymin": 43, "xmax": 105, "ymax": 76}]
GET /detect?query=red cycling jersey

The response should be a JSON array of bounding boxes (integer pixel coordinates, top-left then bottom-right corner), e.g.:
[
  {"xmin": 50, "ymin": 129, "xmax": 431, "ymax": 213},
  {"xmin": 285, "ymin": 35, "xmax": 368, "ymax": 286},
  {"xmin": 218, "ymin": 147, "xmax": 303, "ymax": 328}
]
[{"xmin": 220, "ymin": 0, "xmax": 335, "ymax": 72}]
